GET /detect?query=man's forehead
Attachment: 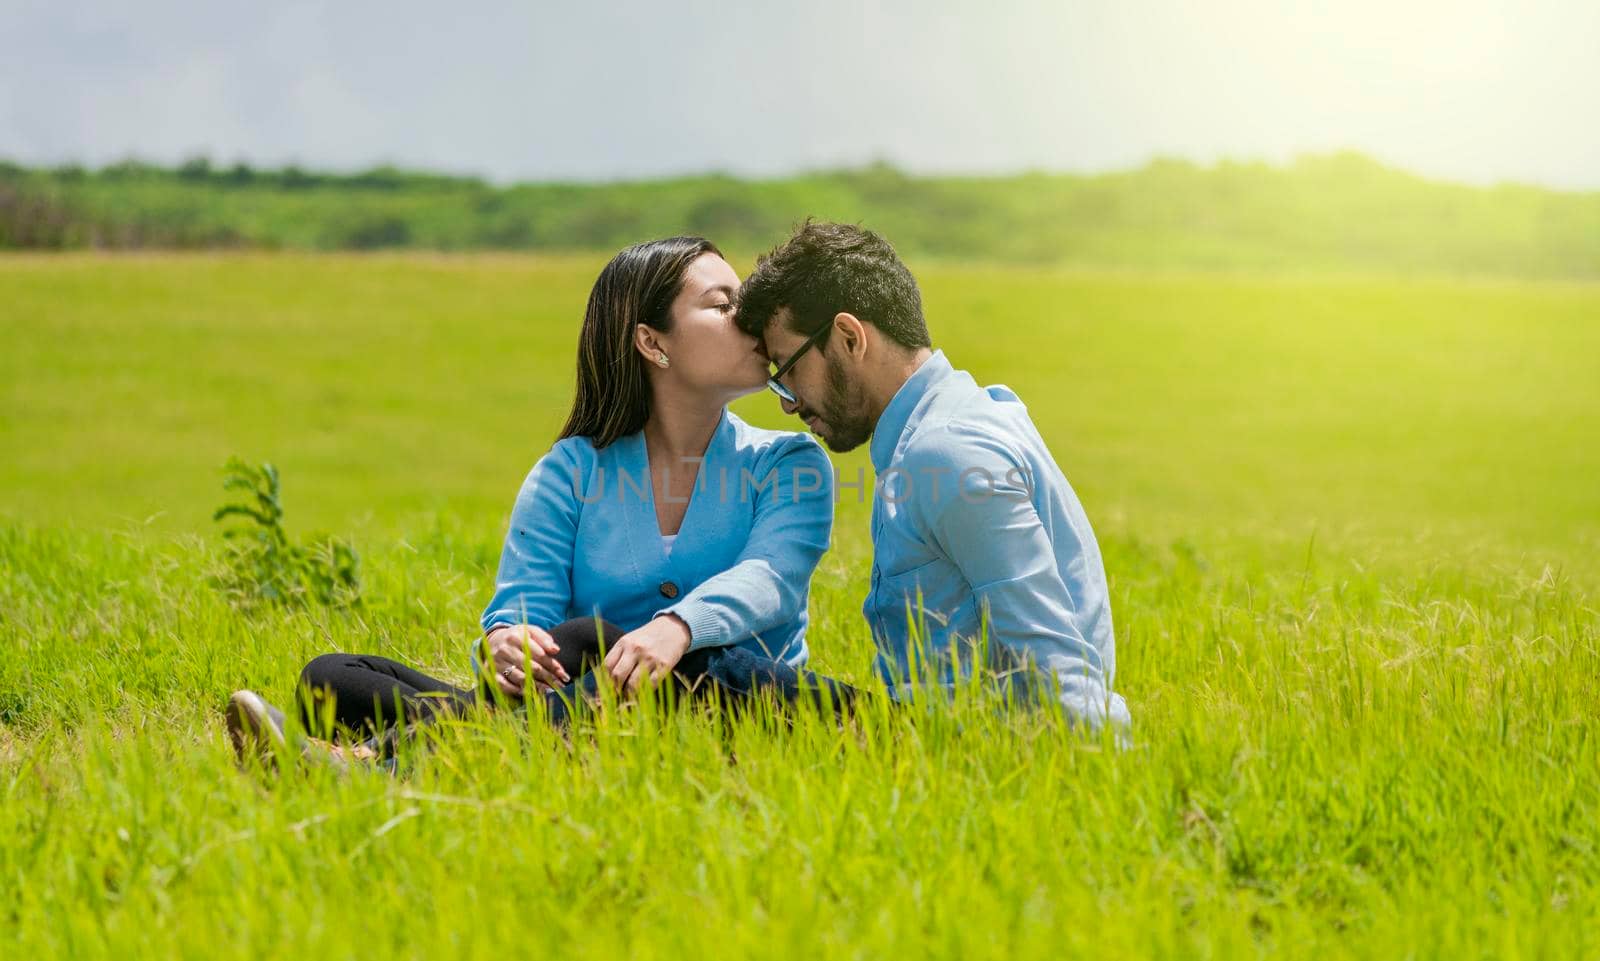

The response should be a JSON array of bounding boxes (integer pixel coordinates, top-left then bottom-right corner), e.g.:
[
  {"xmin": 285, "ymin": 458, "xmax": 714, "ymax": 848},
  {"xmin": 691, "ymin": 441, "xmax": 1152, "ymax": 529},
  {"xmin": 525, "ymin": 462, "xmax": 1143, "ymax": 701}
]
[{"xmin": 762, "ymin": 306, "xmax": 802, "ymax": 345}]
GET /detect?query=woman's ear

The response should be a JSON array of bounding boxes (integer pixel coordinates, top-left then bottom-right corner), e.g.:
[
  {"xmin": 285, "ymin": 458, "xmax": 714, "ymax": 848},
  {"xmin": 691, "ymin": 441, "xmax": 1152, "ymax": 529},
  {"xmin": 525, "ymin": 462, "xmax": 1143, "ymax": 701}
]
[{"xmin": 634, "ymin": 324, "xmax": 669, "ymax": 368}]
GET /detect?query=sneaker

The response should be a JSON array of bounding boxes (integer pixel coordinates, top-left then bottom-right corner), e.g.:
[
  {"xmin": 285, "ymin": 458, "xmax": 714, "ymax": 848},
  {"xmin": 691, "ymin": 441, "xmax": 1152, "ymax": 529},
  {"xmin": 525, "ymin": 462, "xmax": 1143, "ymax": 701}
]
[
  {"xmin": 226, "ymin": 689, "xmax": 288, "ymax": 764},
  {"xmin": 229, "ymin": 690, "xmax": 393, "ymax": 773}
]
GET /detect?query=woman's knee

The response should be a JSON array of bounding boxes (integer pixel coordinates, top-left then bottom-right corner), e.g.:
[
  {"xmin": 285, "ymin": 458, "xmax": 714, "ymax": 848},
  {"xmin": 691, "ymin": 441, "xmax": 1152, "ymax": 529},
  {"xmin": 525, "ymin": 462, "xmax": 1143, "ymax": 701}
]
[
  {"xmin": 548, "ymin": 616, "xmax": 623, "ymax": 648},
  {"xmin": 545, "ymin": 617, "xmax": 624, "ymax": 675},
  {"xmin": 298, "ymin": 652, "xmax": 349, "ymax": 693}
]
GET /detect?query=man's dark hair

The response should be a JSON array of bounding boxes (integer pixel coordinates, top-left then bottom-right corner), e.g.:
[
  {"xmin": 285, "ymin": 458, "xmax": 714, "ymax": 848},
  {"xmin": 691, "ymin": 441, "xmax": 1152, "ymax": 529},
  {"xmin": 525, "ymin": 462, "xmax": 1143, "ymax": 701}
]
[{"xmin": 736, "ymin": 220, "xmax": 931, "ymax": 350}]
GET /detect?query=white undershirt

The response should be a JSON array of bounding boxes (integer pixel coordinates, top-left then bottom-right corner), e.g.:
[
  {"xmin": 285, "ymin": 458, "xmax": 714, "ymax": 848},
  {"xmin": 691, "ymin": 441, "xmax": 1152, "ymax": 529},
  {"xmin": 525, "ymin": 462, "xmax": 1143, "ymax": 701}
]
[{"xmin": 661, "ymin": 533, "xmax": 678, "ymax": 555}]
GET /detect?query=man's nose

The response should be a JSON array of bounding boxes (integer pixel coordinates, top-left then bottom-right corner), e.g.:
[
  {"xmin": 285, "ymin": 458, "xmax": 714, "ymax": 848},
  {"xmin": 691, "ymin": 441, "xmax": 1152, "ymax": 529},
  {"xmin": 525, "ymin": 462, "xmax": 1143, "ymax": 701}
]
[{"xmin": 780, "ymin": 396, "xmax": 800, "ymax": 416}]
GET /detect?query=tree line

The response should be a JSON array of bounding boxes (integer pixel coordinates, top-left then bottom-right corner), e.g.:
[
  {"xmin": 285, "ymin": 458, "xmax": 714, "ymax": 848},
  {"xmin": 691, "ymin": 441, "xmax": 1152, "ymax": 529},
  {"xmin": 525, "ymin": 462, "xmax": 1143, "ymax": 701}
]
[{"xmin": 2, "ymin": 153, "xmax": 1596, "ymax": 278}]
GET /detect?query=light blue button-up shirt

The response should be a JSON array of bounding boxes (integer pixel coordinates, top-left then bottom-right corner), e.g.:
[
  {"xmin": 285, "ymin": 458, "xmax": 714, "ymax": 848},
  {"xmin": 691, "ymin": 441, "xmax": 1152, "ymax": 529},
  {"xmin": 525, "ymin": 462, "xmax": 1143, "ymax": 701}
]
[
  {"xmin": 478, "ymin": 409, "xmax": 833, "ymax": 676},
  {"xmin": 865, "ymin": 350, "xmax": 1131, "ymax": 730}
]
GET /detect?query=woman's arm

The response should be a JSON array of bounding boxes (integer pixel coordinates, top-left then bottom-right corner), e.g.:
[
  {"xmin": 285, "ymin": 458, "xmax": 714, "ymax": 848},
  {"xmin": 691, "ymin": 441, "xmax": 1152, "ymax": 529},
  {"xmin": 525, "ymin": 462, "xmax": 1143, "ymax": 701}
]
[
  {"xmin": 657, "ymin": 434, "xmax": 834, "ymax": 651},
  {"xmin": 475, "ymin": 442, "xmax": 584, "ymax": 686}
]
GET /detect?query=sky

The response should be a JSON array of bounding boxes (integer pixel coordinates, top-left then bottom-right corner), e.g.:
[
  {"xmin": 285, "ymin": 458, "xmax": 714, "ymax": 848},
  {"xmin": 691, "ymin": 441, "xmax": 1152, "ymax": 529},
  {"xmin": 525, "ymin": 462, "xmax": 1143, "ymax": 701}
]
[{"xmin": 3, "ymin": 0, "xmax": 1597, "ymax": 188}]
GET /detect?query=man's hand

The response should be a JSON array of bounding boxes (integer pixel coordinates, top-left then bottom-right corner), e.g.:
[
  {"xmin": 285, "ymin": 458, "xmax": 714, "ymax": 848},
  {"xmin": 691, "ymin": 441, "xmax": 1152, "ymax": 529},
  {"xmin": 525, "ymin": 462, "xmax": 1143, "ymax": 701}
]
[
  {"xmin": 483, "ymin": 624, "xmax": 570, "ymax": 695},
  {"xmin": 603, "ymin": 614, "xmax": 692, "ymax": 695}
]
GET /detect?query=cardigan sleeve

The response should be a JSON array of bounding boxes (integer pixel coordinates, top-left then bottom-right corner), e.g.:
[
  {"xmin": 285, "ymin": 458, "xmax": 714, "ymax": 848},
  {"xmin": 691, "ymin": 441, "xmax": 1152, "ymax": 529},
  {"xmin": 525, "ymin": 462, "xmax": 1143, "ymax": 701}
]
[
  {"xmin": 656, "ymin": 434, "xmax": 833, "ymax": 651},
  {"xmin": 478, "ymin": 441, "xmax": 583, "ymax": 638}
]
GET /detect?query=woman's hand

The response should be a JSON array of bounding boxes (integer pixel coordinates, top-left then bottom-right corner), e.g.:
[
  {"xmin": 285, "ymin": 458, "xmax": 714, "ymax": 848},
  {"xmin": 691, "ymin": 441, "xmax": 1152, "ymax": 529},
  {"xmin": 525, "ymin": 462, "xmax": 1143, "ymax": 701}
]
[
  {"xmin": 603, "ymin": 614, "xmax": 692, "ymax": 695},
  {"xmin": 484, "ymin": 624, "xmax": 570, "ymax": 695}
]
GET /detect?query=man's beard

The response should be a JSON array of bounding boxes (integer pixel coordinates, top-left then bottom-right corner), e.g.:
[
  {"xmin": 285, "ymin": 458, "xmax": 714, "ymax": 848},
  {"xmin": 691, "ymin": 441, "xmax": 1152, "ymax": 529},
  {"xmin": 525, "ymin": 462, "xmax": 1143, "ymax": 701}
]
[{"xmin": 808, "ymin": 357, "xmax": 875, "ymax": 453}]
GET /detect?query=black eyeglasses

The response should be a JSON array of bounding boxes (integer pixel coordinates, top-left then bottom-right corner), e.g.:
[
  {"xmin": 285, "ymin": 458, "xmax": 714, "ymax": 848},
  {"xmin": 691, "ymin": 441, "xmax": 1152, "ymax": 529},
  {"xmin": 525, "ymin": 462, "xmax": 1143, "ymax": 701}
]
[{"xmin": 765, "ymin": 323, "xmax": 831, "ymax": 404}]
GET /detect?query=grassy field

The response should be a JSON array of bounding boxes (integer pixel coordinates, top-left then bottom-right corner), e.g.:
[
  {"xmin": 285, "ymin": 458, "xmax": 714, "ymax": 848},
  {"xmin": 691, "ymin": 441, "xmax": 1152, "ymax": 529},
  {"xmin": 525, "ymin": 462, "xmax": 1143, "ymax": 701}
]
[{"xmin": 3, "ymin": 253, "xmax": 1598, "ymax": 958}]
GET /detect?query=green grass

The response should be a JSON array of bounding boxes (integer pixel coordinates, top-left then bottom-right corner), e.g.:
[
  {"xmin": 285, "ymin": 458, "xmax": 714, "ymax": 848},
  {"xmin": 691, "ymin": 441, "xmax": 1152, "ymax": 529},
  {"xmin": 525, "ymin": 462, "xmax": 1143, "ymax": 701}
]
[{"xmin": 2, "ymin": 254, "xmax": 1598, "ymax": 958}]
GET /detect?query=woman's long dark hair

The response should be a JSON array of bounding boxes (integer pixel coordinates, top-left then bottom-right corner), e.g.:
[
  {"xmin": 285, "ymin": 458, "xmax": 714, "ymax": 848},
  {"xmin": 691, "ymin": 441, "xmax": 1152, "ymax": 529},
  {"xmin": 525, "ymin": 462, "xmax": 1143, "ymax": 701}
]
[{"xmin": 557, "ymin": 236, "xmax": 721, "ymax": 449}]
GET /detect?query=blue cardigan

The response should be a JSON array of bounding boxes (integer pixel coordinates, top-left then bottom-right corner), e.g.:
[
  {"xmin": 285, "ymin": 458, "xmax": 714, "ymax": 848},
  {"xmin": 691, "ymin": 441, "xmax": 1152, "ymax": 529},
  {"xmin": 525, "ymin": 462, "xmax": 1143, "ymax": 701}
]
[{"xmin": 478, "ymin": 409, "xmax": 834, "ymax": 673}]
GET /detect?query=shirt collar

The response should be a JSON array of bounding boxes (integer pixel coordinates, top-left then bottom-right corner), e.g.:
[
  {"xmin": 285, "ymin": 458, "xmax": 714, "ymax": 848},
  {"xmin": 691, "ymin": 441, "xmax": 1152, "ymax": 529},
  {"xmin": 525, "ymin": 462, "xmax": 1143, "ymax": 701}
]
[{"xmin": 869, "ymin": 349, "xmax": 952, "ymax": 473}]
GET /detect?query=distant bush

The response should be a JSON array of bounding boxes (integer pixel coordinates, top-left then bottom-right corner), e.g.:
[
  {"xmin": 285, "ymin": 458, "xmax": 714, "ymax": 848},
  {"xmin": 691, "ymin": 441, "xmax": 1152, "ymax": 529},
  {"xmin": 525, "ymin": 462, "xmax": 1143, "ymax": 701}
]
[
  {"xmin": 0, "ymin": 183, "xmax": 84, "ymax": 247},
  {"xmin": 323, "ymin": 214, "xmax": 412, "ymax": 249}
]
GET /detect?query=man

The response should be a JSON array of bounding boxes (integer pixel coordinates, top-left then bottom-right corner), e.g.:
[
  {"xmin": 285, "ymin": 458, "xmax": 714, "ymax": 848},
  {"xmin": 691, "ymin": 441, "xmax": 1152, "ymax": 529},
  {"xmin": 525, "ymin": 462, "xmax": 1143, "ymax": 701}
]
[{"xmin": 737, "ymin": 221, "xmax": 1131, "ymax": 733}]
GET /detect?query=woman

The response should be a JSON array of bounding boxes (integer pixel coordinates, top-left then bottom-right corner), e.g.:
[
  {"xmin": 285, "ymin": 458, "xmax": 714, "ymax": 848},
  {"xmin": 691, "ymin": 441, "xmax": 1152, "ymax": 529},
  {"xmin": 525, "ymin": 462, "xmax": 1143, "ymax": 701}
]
[{"xmin": 227, "ymin": 236, "xmax": 850, "ymax": 766}]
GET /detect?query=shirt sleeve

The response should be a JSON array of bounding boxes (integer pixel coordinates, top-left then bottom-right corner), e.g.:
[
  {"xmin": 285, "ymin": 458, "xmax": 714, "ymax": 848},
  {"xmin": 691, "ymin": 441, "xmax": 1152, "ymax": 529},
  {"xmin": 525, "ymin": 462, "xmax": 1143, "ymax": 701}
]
[
  {"xmin": 478, "ymin": 441, "xmax": 582, "ymax": 640},
  {"xmin": 656, "ymin": 434, "xmax": 834, "ymax": 653},
  {"xmin": 910, "ymin": 427, "xmax": 1130, "ymax": 733}
]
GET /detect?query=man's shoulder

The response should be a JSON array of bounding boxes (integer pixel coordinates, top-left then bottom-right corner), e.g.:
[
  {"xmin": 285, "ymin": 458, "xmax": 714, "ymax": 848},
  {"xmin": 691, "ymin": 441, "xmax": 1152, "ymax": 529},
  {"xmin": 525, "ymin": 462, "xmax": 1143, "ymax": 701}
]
[
  {"xmin": 900, "ymin": 403, "xmax": 1027, "ymax": 472},
  {"xmin": 891, "ymin": 378, "xmax": 1053, "ymax": 510}
]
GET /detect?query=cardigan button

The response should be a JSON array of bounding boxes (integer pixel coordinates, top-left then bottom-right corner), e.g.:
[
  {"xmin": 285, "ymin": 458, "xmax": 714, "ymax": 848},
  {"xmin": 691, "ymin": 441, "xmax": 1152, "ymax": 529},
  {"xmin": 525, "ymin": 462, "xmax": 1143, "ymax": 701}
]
[{"xmin": 659, "ymin": 580, "xmax": 679, "ymax": 600}]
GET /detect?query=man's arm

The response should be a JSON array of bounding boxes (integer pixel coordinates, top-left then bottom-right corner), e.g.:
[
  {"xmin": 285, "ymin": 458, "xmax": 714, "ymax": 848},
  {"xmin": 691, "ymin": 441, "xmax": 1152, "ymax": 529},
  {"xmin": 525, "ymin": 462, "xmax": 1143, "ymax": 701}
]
[{"xmin": 912, "ymin": 428, "xmax": 1130, "ymax": 732}]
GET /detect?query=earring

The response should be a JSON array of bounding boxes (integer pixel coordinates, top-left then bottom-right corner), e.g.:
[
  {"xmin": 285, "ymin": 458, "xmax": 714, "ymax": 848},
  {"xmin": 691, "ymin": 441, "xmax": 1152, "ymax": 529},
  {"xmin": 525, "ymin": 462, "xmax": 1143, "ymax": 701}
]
[{"xmin": 656, "ymin": 352, "xmax": 669, "ymax": 368}]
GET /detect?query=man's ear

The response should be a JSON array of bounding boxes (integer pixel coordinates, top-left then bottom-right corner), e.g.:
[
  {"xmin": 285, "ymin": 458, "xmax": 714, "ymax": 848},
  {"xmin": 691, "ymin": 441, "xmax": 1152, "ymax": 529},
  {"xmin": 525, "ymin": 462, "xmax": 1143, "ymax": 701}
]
[{"xmin": 833, "ymin": 312, "xmax": 870, "ymax": 360}]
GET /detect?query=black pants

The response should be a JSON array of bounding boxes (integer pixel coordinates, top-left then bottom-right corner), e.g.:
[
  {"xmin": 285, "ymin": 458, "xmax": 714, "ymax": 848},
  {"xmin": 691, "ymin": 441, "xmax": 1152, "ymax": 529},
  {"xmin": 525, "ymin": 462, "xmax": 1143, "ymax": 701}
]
[{"xmin": 296, "ymin": 617, "xmax": 861, "ymax": 752}]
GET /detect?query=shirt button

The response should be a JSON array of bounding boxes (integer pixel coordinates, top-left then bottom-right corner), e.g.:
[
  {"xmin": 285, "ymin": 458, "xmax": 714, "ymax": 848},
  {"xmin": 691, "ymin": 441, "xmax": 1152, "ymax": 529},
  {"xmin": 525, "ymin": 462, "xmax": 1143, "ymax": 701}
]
[{"xmin": 659, "ymin": 581, "xmax": 679, "ymax": 599}]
